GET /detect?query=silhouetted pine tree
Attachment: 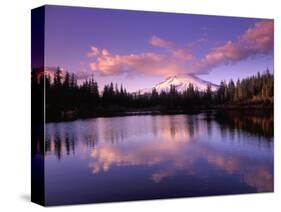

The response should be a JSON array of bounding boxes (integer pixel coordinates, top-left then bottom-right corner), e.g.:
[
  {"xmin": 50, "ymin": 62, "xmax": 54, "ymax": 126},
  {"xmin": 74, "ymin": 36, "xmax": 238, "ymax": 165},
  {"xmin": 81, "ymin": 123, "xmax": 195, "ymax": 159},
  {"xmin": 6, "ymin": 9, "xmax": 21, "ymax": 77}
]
[{"xmin": 42, "ymin": 68, "xmax": 273, "ymax": 121}]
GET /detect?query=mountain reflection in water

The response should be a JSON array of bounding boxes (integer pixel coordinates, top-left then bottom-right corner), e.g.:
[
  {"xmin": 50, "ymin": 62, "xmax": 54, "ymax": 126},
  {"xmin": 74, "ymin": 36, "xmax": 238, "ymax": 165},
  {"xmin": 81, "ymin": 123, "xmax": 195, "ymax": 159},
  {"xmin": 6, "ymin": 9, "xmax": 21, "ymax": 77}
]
[{"xmin": 36, "ymin": 110, "xmax": 273, "ymax": 205}]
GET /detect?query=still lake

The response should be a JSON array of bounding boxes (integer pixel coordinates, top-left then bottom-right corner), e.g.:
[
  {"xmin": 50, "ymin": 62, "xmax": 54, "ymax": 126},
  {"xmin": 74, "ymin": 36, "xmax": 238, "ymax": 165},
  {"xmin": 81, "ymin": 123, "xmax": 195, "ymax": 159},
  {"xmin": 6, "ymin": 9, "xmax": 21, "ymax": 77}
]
[{"xmin": 44, "ymin": 110, "xmax": 273, "ymax": 205}]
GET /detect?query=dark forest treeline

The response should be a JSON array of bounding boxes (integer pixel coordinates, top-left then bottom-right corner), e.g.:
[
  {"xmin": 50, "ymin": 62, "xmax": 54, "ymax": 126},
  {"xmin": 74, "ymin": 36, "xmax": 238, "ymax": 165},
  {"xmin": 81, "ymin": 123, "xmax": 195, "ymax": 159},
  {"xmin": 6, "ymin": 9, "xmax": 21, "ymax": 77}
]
[
  {"xmin": 213, "ymin": 110, "xmax": 273, "ymax": 139},
  {"xmin": 31, "ymin": 67, "xmax": 273, "ymax": 121}
]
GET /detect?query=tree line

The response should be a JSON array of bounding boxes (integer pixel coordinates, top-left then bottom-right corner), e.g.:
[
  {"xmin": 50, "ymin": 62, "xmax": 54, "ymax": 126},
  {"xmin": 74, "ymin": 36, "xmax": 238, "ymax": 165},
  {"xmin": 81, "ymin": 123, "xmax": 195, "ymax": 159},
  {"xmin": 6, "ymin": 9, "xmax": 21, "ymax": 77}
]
[{"xmin": 31, "ymin": 67, "xmax": 273, "ymax": 121}]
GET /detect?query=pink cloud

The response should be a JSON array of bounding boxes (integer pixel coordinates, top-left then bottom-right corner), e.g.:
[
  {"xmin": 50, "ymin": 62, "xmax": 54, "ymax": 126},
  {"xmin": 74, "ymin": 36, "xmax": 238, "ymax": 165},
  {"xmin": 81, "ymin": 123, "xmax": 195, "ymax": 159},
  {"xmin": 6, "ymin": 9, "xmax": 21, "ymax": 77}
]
[
  {"xmin": 87, "ymin": 47, "xmax": 99, "ymax": 57},
  {"xmin": 242, "ymin": 20, "xmax": 273, "ymax": 53},
  {"xmin": 195, "ymin": 41, "xmax": 243, "ymax": 74},
  {"xmin": 193, "ymin": 20, "xmax": 273, "ymax": 74},
  {"xmin": 87, "ymin": 20, "xmax": 273, "ymax": 77},
  {"xmin": 88, "ymin": 46, "xmax": 194, "ymax": 77},
  {"xmin": 150, "ymin": 35, "xmax": 175, "ymax": 49}
]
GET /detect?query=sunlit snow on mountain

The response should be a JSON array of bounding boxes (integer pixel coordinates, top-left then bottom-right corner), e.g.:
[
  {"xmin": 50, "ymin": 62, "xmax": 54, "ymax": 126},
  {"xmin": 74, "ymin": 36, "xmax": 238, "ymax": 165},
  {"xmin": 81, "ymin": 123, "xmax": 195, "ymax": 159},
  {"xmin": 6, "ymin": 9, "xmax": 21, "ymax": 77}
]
[{"xmin": 138, "ymin": 75, "xmax": 219, "ymax": 94}]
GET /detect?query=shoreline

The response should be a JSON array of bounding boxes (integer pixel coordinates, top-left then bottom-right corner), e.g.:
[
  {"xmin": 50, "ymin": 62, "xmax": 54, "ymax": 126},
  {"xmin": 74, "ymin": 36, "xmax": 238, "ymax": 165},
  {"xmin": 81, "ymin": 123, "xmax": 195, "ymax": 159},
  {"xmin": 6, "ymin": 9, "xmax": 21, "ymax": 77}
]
[{"xmin": 46, "ymin": 105, "xmax": 273, "ymax": 123}]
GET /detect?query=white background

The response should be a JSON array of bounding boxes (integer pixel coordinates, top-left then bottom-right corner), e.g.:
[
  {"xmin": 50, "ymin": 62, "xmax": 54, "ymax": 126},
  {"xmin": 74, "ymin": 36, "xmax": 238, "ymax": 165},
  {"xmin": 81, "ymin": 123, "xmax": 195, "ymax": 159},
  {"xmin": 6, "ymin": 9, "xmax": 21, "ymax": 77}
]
[{"xmin": 0, "ymin": 0, "xmax": 280, "ymax": 211}]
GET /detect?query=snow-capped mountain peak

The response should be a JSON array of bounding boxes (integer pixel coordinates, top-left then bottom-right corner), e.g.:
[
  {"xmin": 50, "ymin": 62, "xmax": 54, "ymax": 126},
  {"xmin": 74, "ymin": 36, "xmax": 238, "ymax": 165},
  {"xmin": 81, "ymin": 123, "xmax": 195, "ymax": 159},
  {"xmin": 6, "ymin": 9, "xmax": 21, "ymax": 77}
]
[{"xmin": 138, "ymin": 75, "xmax": 219, "ymax": 94}]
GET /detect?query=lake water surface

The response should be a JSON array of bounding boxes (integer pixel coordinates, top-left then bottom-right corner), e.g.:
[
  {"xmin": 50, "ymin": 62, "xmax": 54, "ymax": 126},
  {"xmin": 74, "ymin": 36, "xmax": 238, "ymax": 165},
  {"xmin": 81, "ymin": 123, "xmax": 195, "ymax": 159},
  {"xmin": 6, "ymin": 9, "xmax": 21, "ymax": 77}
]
[{"xmin": 44, "ymin": 111, "xmax": 273, "ymax": 205}]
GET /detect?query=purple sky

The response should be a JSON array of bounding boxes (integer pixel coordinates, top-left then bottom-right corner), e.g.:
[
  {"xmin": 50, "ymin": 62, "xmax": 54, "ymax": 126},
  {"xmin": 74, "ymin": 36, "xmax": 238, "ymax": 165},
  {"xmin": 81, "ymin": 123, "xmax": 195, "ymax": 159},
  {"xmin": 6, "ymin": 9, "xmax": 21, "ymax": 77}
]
[{"xmin": 44, "ymin": 5, "xmax": 274, "ymax": 92}]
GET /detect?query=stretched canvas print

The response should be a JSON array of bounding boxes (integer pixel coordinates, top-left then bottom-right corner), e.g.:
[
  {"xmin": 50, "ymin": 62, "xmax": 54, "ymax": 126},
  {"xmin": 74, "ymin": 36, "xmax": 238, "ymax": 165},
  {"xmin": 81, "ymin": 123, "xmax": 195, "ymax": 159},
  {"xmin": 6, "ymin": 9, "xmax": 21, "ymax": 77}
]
[{"xmin": 31, "ymin": 5, "xmax": 274, "ymax": 206}]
